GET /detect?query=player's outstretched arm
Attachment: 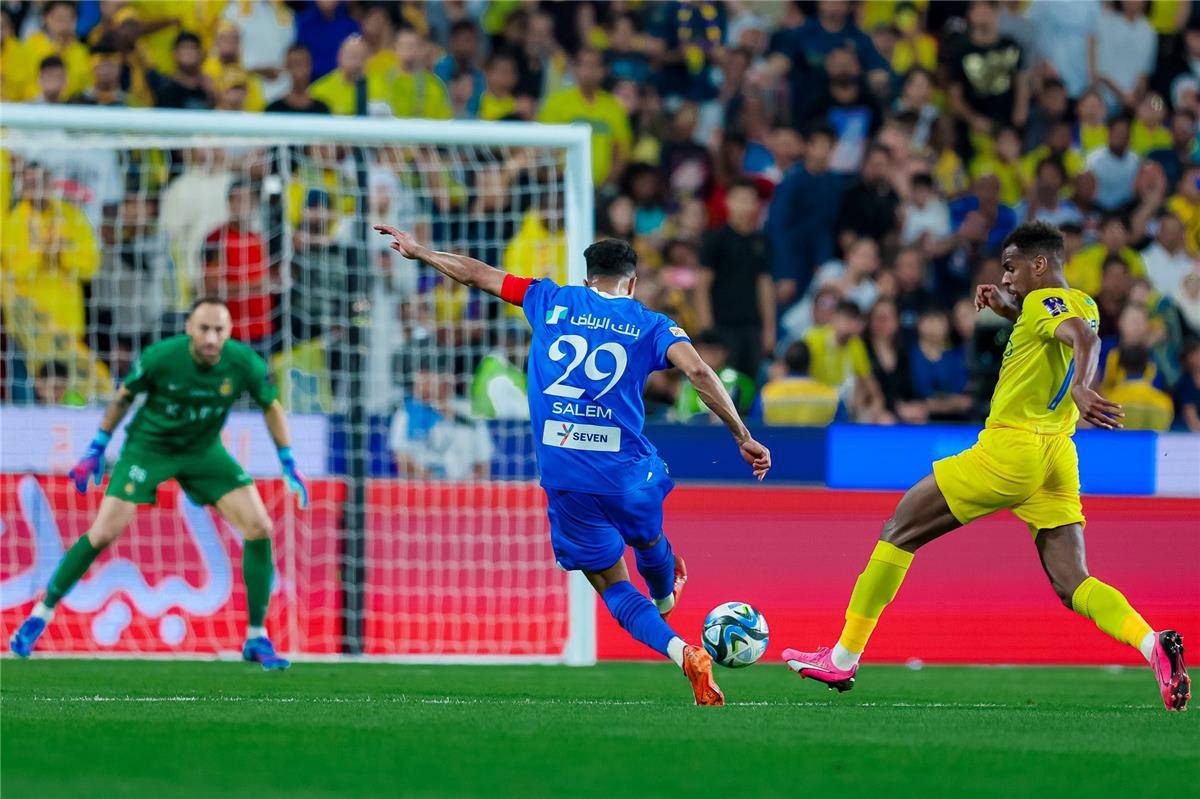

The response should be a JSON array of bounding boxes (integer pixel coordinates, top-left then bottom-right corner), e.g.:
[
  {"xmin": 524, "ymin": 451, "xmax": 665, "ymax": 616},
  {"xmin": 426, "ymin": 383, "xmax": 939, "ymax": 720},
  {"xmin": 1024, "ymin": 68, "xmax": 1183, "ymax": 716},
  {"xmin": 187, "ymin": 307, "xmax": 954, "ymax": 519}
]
[
  {"xmin": 68, "ymin": 386, "xmax": 135, "ymax": 493},
  {"xmin": 264, "ymin": 399, "xmax": 310, "ymax": 508},
  {"xmin": 1054, "ymin": 317, "xmax": 1125, "ymax": 430},
  {"xmin": 666, "ymin": 341, "xmax": 772, "ymax": 480},
  {"xmin": 974, "ymin": 284, "xmax": 1019, "ymax": 322},
  {"xmin": 373, "ymin": 224, "xmax": 507, "ymax": 299}
]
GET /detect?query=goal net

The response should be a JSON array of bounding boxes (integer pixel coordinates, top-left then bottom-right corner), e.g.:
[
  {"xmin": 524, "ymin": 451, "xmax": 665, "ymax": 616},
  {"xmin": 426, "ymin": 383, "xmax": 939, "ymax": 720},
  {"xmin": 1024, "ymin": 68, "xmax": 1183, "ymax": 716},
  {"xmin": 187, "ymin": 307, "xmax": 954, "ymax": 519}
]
[{"xmin": 0, "ymin": 104, "xmax": 596, "ymax": 664}]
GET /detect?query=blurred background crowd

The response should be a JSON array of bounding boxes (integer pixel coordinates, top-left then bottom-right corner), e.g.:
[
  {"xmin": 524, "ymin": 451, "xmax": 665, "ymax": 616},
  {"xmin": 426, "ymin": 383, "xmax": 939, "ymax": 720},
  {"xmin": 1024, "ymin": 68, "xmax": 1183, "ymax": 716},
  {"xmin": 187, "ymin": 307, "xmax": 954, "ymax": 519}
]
[{"xmin": 1, "ymin": 0, "xmax": 1199, "ymax": 471}]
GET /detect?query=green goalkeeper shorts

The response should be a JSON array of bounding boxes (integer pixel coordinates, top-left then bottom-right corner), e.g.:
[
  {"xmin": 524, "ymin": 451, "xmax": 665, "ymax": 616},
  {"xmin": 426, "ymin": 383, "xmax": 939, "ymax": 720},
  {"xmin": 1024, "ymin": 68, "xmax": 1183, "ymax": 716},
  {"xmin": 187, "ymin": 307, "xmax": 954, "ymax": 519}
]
[{"xmin": 105, "ymin": 443, "xmax": 254, "ymax": 507}]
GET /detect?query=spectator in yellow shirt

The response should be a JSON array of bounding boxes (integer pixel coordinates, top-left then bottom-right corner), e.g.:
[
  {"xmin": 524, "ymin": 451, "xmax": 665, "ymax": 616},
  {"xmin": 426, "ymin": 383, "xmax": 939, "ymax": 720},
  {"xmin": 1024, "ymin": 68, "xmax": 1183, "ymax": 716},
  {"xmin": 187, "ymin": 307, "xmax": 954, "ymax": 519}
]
[
  {"xmin": 970, "ymin": 125, "xmax": 1027, "ymax": 207},
  {"xmin": 375, "ymin": 28, "xmax": 453, "ymax": 120},
  {"xmin": 1, "ymin": 8, "xmax": 30, "ymax": 101},
  {"xmin": 202, "ymin": 22, "xmax": 267, "ymax": 112},
  {"xmin": 1131, "ymin": 93, "xmax": 1174, "ymax": 156},
  {"xmin": 478, "ymin": 51, "xmax": 522, "ymax": 121},
  {"xmin": 361, "ymin": 3, "xmax": 398, "ymax": 80},
  {"xmin": 538, "ymin": 48, "xmax": 632, "ymax": 186},
  {"xmin": 1020, "ymin": 120, "xmax": 1086, "ymax": 184},
  {"xmin": 1076, "ymin": 90, "xmax": 1109, "ymax": 153},
  {"xmin": 762, "ymin": 341, "xmax": 840, "ymax": 426},
  {"xmin": 308, "ymin": 34, "xmax": 371, "ymax": 116},
  {"xmin": 802, "ymin": 300, "xmax": 887, "ymax": 420},
  {"xmin": 1105, "ymin": 346, "xmax": 1174, "ymax": 430},
  {"xmin": 22, "ymin": 1, "xmax": 92, "ymax": 101},
  {"xmin": 1166, "ymin": 166, "xmax": 1200, "ymax": 256},
  {"xmin": 1, "ymin": 162, "xmax": 101, "ymax": 340},
  {"xmin": 1065, "ymin": 212, "xmax": 1147, "ymax": 296}
]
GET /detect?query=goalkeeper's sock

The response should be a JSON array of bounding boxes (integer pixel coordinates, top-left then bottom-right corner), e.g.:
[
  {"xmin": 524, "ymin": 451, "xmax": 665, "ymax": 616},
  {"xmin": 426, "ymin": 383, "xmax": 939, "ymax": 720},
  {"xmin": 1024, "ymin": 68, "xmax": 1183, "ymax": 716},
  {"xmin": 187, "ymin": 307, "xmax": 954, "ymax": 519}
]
[
  {"xmin": 602, "ymin": 581, "xmax": 676, "ymax": 659},
  {"xmin": 836, "ymin": 541, "xmax": 914, "ymax": 663},
  {"xmin": 242, "ymin": 538, "xmax": 274, "ymax": 629},
  {"xmin": 44, "ymin": 535, "xmax": 102, "ymax": 608},
  {"xmin": 1071, "ymin": 577, "xmax": 1154, "ymax": 657},
  {"xmin": 634, "ymin": 535, "xmax": 675, "ymax": 607}
]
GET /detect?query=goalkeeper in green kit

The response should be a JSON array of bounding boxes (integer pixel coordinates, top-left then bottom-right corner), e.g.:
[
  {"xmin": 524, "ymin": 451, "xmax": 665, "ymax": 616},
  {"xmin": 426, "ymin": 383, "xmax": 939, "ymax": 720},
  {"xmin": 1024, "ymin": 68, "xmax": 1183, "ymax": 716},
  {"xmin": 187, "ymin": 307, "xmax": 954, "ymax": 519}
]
[{"xmin": 9, "ymin": 299, "xmax": 308, "ymax": 669}]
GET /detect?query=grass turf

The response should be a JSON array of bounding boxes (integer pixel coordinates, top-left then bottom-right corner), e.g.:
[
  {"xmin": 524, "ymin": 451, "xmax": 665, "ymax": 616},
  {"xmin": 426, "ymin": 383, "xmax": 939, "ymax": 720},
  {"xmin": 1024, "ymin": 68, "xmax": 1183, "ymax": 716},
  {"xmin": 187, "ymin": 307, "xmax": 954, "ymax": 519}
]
[{"xmin": 1, "ymin": 659, "xmax": 1195, "ymax": 798}]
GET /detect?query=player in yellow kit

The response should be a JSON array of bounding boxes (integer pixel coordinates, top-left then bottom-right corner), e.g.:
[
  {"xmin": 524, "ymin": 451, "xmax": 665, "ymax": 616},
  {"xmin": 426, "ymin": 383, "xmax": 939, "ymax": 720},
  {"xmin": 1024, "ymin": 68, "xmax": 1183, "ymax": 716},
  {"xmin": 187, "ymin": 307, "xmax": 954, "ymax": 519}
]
[{"xmin": 780, "ymin": 223, "xmax": 1190, "ymax": 711}]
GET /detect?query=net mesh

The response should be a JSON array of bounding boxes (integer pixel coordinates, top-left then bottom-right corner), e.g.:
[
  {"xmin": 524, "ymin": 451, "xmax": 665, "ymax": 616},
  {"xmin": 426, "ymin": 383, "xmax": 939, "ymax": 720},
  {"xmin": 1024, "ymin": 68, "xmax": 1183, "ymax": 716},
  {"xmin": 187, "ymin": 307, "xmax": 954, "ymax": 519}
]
[{"xmin": 0, "ymin": 124, "xmax": 578, "ymax": 658}]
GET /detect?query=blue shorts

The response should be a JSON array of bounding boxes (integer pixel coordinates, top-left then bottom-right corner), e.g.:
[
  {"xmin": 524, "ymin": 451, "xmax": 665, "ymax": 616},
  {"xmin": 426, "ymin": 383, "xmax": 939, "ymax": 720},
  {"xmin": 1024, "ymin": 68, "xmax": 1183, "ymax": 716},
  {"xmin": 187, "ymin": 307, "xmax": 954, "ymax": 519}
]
[{"xmin": 544, "ymin": 465, "xmax": 674, "ymax": 572}]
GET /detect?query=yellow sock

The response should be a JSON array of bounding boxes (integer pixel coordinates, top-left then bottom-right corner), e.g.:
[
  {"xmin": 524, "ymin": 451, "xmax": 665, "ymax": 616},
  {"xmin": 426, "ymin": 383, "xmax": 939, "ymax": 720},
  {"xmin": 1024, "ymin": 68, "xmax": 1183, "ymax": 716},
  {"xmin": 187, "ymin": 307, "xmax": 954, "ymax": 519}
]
[
  {"xmin": 837, "ymin": 541, "xmax": 914, "ymax": 655},
  {"xmin": 1070, "ymin": 576, "xmax": 1153, "ymax": 650}
]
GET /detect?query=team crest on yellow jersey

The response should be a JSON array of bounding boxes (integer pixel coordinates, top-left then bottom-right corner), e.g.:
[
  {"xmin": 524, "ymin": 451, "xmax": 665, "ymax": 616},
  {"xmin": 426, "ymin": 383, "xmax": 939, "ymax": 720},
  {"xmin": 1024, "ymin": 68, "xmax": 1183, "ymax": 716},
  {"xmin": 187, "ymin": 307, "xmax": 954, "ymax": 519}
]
[{"xmin": 219, "ymin": 379, "xmax": 233, "ymax": 396}]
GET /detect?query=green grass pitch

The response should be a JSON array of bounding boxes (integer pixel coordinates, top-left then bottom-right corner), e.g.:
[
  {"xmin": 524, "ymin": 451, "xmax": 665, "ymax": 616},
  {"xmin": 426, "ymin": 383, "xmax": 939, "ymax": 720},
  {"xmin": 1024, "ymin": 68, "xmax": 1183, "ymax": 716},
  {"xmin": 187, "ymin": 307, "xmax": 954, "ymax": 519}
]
[{"xmin": 2, "ymin": 659, "xmax": 1195, "ymax": 798}]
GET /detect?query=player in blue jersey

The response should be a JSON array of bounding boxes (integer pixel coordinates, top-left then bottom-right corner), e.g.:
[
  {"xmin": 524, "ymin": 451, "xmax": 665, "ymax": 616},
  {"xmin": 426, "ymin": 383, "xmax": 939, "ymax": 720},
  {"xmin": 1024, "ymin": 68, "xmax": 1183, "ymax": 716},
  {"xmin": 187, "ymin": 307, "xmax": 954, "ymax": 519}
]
[{"xmin": 376, "ymin": 226, "xmax": 771, "ymax": 705}]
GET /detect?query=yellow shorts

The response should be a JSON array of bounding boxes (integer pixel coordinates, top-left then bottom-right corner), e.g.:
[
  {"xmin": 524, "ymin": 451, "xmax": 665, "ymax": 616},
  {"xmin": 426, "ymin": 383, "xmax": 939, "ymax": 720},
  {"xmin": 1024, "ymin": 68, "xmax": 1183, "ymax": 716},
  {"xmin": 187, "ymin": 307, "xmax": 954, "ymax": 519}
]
[{"xmin": 932, "ymin": 427, "xmax": 1085, "ymax": 536}]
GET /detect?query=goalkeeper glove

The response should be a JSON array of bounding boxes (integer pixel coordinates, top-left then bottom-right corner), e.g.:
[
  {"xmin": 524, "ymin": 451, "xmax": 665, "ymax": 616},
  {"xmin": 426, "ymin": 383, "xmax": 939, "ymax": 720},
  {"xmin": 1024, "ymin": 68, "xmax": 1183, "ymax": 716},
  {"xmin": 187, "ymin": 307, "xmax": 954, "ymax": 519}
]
[
  {"xmin": 277, "ymin": 446, "xmax": 309, "ymax": 509},
  {"xmin": 69, "ymin": 430, "xmax": 111, "ymax": 494}
]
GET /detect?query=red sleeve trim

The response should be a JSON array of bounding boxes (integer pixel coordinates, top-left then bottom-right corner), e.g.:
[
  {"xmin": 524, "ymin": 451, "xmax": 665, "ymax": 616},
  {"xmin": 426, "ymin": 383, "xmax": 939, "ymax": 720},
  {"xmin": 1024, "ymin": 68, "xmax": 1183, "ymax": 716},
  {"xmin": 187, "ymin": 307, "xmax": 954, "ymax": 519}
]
[{"xmin": 500, "ymin": 274, "xmax": 534, "ymax": 306}]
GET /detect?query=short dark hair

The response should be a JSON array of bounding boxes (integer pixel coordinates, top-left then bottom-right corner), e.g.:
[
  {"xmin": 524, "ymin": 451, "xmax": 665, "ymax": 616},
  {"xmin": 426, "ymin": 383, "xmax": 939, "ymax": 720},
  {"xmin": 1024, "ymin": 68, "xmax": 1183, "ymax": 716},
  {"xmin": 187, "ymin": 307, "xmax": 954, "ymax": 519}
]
[
  {"xmin": 803, "ymin": 121, "xmax": 837, "ymax": 142},
  {"xmin": 694, "ymin": 329, "xmax": 726, "ymax": 349},
  {"xmin": 584, "ymin": 238, "xmax": 637, "ymax": 278},
  {"xmin": 1118, "ymin": 344, "xmax": 1150, "ymax": 376},
  {"xmin": 1036, "ymin": 157, "xmax": 1067, "ymax": 183},
  {"xmin": 1000, "ymin": 222, "xmax": 1064, "ymax": 266},
  {"xmin": 911, "ymin": 172, "xmax": 934, "ymax": 190},
  {"xmin": 190, "ymin": 296, "xmax": 229, "ymax": 314},
  {"xmin": 1110, "ymin": 112, "xmax": 1134, "ymax": 129},
  {"xmin": 286, "ymin": 43, "xmax": 312, "ymax": 58},
  {"xmin": 37, "ymin": 360, "xmax": 70, "ymax": 381},
  {"xmin": 174, "ymin": 31, "xmax": 202, "ymax": 49},
  {"xmin": 39, "ymin": 55, "xmax": 65, "ymax": 73},
  {"xmin": 727, "ymin": 177, "xmax": 760, "ymax": 197},
  {"xmin": 449, "ymin": 19, "xmax": 478, "ymax": 37},
  {"xmin": 834, "ymin": 299, "xmax": 863, "ymax": 319},
  {"xmin": 43, "ymin": 1, "xmax": 77, "ymax": 18},
  {"xmin": 783, "ymin": 341, "xmax": 811, "ymax": 376},
  {"xmin": 486, "ymin": 50, "xmax": 518, "ymax": 69}
]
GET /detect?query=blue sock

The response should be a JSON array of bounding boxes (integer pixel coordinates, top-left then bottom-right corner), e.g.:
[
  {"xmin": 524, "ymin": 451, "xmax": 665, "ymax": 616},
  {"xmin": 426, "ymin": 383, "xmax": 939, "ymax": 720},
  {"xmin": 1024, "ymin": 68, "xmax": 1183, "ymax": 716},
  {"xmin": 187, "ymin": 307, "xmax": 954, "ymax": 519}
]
[
  {"xmin": 635, "ymin": 535, "xmax": 675, "ymax": 601},
  {"xmin": 602, "ymin": 581, "xmax": 677, "ymax": 658}
]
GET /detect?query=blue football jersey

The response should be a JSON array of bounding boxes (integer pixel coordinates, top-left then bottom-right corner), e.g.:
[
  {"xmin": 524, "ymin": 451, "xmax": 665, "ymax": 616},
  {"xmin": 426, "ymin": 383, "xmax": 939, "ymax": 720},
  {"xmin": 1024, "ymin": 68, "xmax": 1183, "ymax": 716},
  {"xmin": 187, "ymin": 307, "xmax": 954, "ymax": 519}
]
[{"xmin": 520, "ymin": 279, "xmax": 691, "ymax": 494}]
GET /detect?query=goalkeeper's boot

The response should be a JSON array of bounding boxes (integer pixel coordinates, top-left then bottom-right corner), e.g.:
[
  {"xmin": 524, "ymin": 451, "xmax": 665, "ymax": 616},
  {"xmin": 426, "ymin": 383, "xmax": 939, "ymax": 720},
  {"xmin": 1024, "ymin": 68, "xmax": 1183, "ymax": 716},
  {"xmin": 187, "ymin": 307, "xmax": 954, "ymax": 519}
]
[
  {"xmin": 660, "ymin": 554, "xmax": 688, "ymax": 621},
  {"xmin": 781, "ymin": 645, "xmax": 857, "ymax": 693},
  {"xmin": 242, "ymin": 636, "xmax": 291, "ymax": 671},
  {"xmin": 682, "ymin": 644, "xmax": 724, "ymax": 706},
  {"xmin": 9, "ymin": 616, "xmax": 47, "ymax": 658},
  {"xmin": 1150, "ymin": 630, "xmax": 1190, "ymax": 711}
]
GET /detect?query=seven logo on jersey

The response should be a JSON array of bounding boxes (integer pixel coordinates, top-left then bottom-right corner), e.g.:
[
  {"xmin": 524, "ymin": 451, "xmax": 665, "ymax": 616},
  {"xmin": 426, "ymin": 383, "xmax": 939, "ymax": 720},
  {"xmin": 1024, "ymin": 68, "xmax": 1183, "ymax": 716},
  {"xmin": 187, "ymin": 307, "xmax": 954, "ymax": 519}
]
[
  {"xmin": 542, "ymin": 420, "xmax": 621, "ymax": 452},
  {"xmin": 546, "ymin": 305, "xmax": 568, "ymax": 324},
  {"xmin": 1042, "ymin": 296, "xmax": 1069, "ymax": 317}
]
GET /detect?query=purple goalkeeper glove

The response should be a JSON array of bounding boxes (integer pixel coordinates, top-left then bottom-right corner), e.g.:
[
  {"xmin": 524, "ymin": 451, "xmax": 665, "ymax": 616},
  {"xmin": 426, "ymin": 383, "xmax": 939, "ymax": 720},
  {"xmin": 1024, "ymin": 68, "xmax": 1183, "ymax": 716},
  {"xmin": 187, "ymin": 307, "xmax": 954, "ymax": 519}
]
[
  {"xmin": 68, "ymin": 430, "xmax": 111, "ymax": 494},
  {"xmin": 277, "ymin": 447, "xmax": 309, "ymax": 509}
]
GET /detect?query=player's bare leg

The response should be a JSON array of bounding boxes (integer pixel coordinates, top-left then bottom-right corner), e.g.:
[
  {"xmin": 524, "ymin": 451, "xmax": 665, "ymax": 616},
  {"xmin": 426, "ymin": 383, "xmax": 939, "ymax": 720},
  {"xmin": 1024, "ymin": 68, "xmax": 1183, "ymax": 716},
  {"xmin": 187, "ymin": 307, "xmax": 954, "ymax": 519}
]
[
  {"xmin": 215, "ymin": 486, "xmax": 290, "ymax": 670},
  {"xmin": 585, "ymin": 559, "xmax": 722, "ymax": 706},
  {"xmin": 782, "ymin": 474, "xmax": 962, "ymax": 690},
  {"xmin": 10, "ymin": 497, "xmax": 138, "ymax": 657},
  {"xmin": 1037, "ymin": 523, "xmax": 1189, "ymax": 711}
]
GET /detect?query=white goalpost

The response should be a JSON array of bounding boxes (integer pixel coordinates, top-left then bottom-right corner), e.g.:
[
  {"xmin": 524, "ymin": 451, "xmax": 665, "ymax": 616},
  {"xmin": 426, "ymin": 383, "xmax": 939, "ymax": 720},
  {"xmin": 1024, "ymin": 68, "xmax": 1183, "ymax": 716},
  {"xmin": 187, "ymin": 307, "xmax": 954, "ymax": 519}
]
[{"xmin": 0, "ymin": 104, "xmax": 597, "ymax": 665}]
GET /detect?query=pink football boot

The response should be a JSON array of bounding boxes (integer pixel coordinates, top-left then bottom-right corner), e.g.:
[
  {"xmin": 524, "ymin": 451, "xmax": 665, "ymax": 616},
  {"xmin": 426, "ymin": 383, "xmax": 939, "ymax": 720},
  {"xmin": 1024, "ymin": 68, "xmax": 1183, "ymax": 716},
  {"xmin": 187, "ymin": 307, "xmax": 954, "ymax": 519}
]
[
  {"xmin": 782, "ymin": 643, "xmax": 859, "ymax": 686},
  {"xmin": 1150, "ymin": 630, "xmax": 1190, "ymax": 711},
  {"xmin": 781, "ymin": 646, "xmax": 857, "ymax": 693}
]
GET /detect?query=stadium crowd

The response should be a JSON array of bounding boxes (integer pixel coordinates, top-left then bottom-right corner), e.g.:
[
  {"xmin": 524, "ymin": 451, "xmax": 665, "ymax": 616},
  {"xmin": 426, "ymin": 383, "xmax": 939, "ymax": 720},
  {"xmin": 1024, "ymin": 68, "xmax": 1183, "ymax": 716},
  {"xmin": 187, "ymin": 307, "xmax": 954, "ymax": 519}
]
[{"xmin": 1, "ymin": 0, "xmax": 1199, "ymax": 450}]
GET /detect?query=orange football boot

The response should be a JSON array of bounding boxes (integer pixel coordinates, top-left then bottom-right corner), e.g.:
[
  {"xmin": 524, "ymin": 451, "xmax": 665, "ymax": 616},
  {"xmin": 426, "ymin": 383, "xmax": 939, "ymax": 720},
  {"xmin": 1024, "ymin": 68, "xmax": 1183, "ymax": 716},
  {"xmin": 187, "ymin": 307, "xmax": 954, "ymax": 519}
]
[{"xmin": 682, "ymin": 644, "xmax": 725, "ymax": 706}]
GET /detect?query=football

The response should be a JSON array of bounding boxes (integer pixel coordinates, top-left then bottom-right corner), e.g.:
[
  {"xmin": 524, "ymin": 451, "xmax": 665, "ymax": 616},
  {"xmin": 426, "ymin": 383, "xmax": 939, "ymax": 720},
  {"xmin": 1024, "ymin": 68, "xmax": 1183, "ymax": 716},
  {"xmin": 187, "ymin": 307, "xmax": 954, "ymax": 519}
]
[{"xmin": 702, "ymin": 602, "xmax": 770, "ymax": 668}]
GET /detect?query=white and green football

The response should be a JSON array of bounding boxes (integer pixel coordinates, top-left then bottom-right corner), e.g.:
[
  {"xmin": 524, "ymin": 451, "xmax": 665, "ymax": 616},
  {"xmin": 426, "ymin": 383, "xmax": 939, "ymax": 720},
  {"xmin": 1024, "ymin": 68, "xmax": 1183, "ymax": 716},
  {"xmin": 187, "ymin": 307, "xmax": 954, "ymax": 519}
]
[{"xmin": 702, "ymin": 602, "xmax": 769, "ymax": 668}]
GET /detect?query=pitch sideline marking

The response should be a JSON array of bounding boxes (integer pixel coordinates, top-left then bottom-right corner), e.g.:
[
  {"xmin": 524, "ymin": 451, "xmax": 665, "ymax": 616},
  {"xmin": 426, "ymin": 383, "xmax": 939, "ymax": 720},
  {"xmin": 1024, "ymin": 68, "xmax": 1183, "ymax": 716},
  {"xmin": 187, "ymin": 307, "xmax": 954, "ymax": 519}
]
[{"xmin": 11, "ymin": 695, "xmax": 1156, "ymax": 710}]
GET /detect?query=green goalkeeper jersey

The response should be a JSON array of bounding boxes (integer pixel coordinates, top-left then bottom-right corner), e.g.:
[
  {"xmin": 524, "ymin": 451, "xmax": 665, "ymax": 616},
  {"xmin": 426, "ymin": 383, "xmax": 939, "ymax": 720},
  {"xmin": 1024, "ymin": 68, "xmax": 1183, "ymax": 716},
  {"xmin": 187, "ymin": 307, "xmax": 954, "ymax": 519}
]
[{"xmin": 122, "ymin": 336, "xmax": 277, "ymax": 454}]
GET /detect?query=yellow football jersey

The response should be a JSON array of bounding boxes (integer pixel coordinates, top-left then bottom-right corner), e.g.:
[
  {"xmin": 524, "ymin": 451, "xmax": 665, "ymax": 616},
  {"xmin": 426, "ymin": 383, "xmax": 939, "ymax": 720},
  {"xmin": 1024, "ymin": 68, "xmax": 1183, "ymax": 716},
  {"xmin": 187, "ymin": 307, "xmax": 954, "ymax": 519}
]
[{"xmin": 987, "ymin": 287, "xmax": 1099, "ymax": 435}]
